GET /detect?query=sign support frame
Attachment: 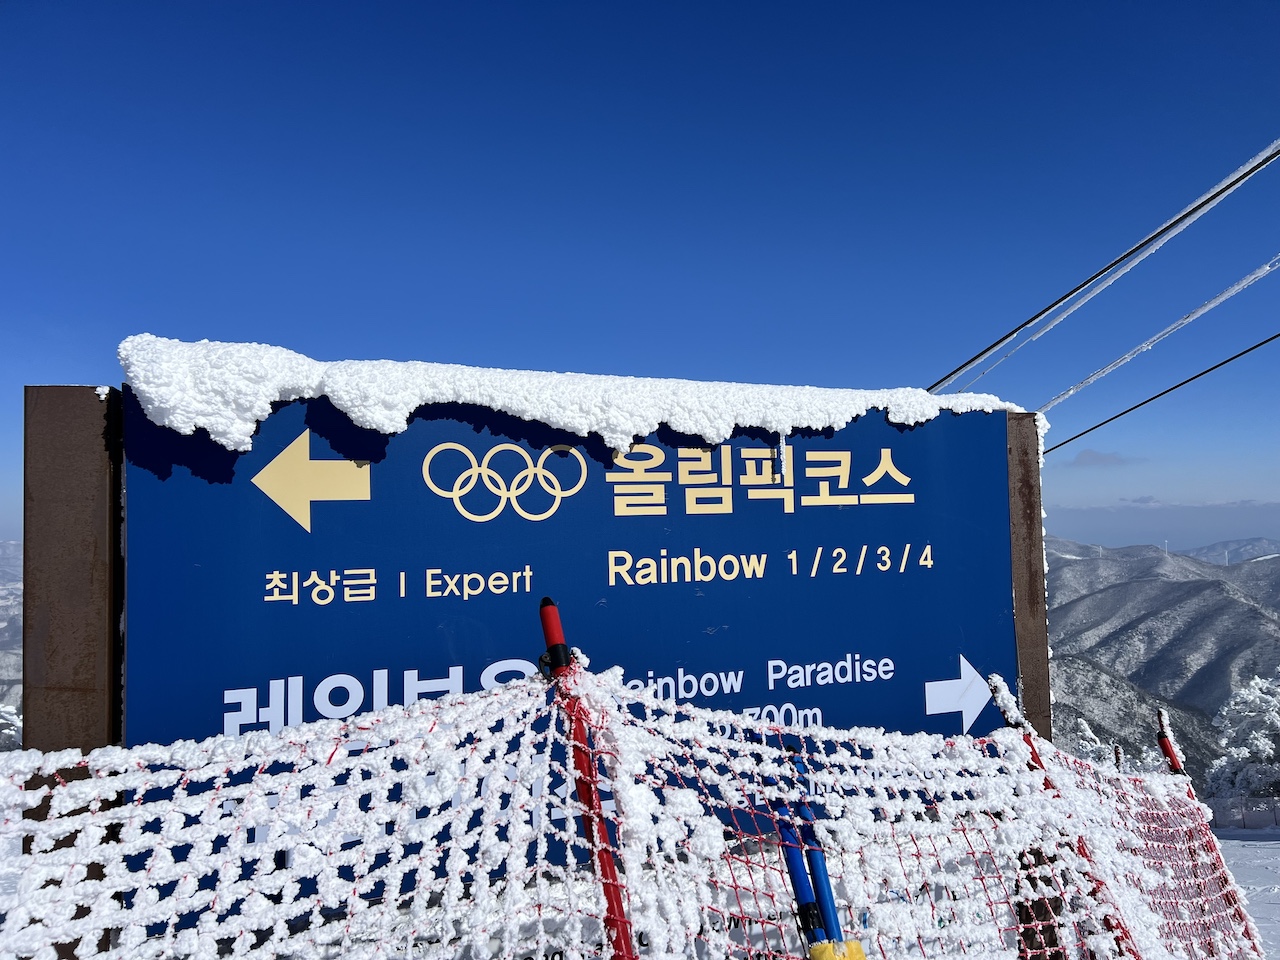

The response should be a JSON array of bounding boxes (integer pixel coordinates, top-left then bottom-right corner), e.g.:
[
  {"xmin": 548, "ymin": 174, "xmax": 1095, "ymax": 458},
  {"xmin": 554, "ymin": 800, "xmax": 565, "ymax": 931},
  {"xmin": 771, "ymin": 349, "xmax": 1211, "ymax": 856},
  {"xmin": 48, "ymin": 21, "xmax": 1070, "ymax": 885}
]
[
  {"xmin": 23, "ymin": 385, "xmax": 124, "ymax": 751},
  {"xmin": 1008, "ymin": 412, "xmax": 1051, "ymax": 739}
]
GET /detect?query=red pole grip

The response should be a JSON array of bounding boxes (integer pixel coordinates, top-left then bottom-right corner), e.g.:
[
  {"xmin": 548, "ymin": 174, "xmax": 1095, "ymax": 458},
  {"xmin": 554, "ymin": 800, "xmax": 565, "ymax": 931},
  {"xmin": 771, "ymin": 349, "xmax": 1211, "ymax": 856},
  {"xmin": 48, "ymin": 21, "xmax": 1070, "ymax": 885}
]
[{"xmin": 539, "ymin": 597, "xmax": 572, "ymax": 677}]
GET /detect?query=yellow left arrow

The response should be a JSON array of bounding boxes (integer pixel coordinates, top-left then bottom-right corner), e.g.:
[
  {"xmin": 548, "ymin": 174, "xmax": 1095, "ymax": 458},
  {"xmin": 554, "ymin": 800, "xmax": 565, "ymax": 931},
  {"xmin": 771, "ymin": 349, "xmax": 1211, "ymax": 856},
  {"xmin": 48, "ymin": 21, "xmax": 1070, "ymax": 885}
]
[{"xmin": 250, "ymin": 429, "xmax": 371, "ymax": 532}]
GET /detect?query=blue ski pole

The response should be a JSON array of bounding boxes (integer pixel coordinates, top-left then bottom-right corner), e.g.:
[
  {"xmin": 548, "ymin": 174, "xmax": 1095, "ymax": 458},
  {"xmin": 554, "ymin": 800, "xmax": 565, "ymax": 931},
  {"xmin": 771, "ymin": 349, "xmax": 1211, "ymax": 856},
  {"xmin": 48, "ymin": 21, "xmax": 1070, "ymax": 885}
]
[
  {"xmin": 769, "ymin": 793, "xmax": 830, "ymax": 946},
  {"xmin": 788, "ymin": 751, "xmax": 866, "ymax": 960}
]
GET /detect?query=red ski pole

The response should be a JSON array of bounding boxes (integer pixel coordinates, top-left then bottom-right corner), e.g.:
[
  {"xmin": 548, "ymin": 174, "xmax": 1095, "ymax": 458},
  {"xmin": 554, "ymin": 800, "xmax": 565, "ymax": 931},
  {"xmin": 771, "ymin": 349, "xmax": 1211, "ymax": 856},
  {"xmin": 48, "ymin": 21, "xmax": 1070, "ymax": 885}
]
[{"xmin": 539, "ymin": 598, "xmax": 637, "ymax": 960}]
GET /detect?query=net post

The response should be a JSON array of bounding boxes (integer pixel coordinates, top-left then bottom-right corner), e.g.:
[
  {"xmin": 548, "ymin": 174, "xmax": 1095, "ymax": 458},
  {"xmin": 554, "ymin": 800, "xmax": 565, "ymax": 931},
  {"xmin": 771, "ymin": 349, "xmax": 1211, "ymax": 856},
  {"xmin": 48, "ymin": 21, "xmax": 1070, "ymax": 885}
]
[
  {"xmin": 538, "ymin": 598, "xmax": 637, "ymax": 960},
  {"xmin": 1156, "ymin": 708, "xmax": 1185, "ymax": 775}
]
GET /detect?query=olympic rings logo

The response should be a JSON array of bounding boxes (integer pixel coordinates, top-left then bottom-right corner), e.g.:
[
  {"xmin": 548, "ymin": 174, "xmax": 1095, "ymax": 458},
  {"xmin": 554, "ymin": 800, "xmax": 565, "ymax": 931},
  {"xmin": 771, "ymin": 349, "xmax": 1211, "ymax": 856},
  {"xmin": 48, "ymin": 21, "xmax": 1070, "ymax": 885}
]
[{"xmin": 422, "ymin": 442, "xmax": 588, "ymax": 522}]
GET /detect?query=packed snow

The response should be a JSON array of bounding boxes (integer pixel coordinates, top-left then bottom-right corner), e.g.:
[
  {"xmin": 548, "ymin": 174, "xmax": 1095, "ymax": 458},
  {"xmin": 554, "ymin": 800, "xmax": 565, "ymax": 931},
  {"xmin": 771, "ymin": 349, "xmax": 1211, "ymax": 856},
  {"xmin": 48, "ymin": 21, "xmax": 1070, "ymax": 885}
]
[{"xmin": 118, "ymin": 334, "xmax": 1033, "ymax": 454}]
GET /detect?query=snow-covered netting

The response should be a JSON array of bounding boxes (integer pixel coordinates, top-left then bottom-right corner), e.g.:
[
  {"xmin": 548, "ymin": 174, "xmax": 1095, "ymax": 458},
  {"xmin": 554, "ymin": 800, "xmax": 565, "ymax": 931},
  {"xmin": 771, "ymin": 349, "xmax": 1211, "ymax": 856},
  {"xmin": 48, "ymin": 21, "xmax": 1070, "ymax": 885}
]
[
  {"xmin": 1037, "ymin": 746, "xmax": 1263, "ymax": 960},
  {"xmin": 0, "ymin": 665, "xmax": 1261, "ymax": 960}
]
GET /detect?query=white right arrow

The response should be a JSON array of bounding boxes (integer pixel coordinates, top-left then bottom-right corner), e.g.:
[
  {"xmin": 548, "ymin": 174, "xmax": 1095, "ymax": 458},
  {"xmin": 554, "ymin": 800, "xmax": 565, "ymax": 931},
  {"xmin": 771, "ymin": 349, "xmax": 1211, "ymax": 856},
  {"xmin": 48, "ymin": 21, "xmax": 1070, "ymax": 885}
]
[{"xmin": 924, "ymin": 655, "xmax": 992, "ymax": 734}]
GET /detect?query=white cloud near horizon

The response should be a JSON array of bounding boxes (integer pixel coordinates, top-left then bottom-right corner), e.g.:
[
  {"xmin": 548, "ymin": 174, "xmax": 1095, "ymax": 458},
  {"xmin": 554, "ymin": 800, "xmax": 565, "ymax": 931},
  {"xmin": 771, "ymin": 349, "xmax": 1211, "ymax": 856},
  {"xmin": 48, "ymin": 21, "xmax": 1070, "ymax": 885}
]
[{"xmin": 1054, "ymin": 448, "xmax": 1144, "ymax": 468}]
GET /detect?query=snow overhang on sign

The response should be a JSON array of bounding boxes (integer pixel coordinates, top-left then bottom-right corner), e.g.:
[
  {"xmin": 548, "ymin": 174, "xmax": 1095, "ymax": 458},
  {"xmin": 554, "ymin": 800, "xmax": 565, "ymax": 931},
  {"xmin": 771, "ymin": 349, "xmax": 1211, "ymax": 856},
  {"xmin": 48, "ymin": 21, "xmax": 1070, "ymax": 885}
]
[{"xmin": 119, "ymin": 334, "xmax": 1043, "ymax": 746}]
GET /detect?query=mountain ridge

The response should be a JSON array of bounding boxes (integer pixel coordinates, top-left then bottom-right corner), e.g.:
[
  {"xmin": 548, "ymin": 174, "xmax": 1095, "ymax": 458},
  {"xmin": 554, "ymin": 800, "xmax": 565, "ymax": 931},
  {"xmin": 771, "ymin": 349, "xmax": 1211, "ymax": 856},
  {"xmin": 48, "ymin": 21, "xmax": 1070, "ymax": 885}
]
[
  {"xmin": 1178, "ymin": 538, "xmax": 1280, "ymax": 566},
  {"xmin": 1047, "ymin": 535, "xmax": 1280, "ymax": 787}
]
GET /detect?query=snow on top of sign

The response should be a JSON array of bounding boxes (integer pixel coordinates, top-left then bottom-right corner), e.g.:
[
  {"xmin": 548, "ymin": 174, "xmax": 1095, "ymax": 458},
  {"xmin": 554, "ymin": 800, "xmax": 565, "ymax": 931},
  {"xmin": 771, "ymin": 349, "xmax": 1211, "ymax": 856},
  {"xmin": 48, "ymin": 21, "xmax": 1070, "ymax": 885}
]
[{"xmin": 118, "ymin": 333, "xmax": 1030, "ymax": 453}]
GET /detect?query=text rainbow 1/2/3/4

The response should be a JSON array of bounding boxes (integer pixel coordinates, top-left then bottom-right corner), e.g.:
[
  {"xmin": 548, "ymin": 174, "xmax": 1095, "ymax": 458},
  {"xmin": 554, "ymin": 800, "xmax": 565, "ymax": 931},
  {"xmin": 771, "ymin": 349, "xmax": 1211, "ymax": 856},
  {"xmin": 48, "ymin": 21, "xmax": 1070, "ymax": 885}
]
[{"xmin": 786, "ymin": 544, "xmax": 933, "ymax": 577}]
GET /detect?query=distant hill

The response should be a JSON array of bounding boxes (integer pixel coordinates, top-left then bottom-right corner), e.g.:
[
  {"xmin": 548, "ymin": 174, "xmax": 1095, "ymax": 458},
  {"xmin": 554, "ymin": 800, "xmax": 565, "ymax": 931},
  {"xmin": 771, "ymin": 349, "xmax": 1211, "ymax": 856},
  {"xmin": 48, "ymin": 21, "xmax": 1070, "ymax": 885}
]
[
  {"xmin": 0, "ymin": 541, "xmax": 19, "ymax": 648},
  {"xmin": 1177, "ymin": 538, "xmax": 1280, "ymax": 566},
  {"xmin": 1046, "ymin": 535, "xmax": 1280, "ymax": 788},
  {"xmin": 0, "ymin": 540, "xmax": 19, "ymax": 585}
]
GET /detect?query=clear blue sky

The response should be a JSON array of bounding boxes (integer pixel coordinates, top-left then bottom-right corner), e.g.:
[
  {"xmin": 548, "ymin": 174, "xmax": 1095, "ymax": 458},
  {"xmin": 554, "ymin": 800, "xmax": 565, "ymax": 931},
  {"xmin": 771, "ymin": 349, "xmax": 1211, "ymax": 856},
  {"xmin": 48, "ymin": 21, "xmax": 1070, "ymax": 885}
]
[{"xmin": 4, "ymin": 2, "xmax": 1279, "ymax": 548}]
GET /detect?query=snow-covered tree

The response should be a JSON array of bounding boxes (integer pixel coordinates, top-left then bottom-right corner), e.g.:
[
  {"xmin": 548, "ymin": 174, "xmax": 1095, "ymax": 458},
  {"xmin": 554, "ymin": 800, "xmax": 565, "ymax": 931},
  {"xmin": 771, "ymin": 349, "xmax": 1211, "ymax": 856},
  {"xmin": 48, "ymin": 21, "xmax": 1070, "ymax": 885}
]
[
  {"xmin": 1072, "ymin": 718, "xmax": 1112, "ymax": 766},
  {"xmin": 1206, "ymin": 673, "xmax": 1280, "ymax": 798},
  {"xmin": 1068, "ymin": 717, "xmax": 1166, "ymax": 774},
  {"xmin": 0, "ymin": 703, "xmax": 20, "ymax": 751}
]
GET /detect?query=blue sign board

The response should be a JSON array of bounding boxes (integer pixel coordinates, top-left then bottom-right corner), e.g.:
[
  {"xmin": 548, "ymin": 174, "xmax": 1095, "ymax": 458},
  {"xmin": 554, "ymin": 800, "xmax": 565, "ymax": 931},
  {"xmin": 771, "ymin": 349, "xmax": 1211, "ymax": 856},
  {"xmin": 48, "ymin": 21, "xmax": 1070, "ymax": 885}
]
[{"xmin": 123, "ymin": 389, "xmax": 1020, "ymax": 746}]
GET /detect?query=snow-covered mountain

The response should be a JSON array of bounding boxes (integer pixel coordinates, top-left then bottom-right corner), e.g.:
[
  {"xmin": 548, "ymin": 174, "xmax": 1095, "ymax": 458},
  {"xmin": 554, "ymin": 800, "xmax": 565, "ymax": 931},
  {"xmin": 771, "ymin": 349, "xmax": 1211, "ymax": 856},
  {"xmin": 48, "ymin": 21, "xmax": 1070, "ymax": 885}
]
[
  {"xmin": 1051, "ymin": 655, "xmax": 1222, "ymax": 781},
  {"xmin": 1047, "ymin": 535, "xmax": 1280, "ymax": 787},
  {"xmin": 0, "ymin": 541, "xmax": 21, "ymax": 712}
]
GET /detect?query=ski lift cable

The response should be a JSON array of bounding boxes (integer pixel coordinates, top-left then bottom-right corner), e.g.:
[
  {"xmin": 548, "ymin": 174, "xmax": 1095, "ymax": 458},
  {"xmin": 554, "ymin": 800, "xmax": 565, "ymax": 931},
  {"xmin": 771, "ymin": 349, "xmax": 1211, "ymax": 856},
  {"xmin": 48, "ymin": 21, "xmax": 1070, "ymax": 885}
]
[
  {"xmin": 947, "ymin": 139, "xmax": 1280, "ymax": 394},
  {"xmin": 929, "ymin": 136, "xmax": 1280, "ymax": 394},
  {"xmin": 1042, "ymin": 329, "xmax": 1280, "ymax": 454},
  {"xmin": 1038, "ymin": 250, "xmax": 1280, "ymax": 413},
  {"xmin": 935, "ymin": 136, "xmax": 1280, "ymax": 393},
  {"xmin": 951, "ymin": 201, "xmax": 1242, "ymax": 394}
]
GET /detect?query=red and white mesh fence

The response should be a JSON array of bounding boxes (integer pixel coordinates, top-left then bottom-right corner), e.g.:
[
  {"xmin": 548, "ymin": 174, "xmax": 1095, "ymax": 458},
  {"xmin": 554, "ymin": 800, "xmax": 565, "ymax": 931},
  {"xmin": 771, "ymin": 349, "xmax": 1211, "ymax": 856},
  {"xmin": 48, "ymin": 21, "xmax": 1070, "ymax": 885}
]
[{"xmin": 0, "ymin": 662, "xmax": 1262, "ymax": 960}]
